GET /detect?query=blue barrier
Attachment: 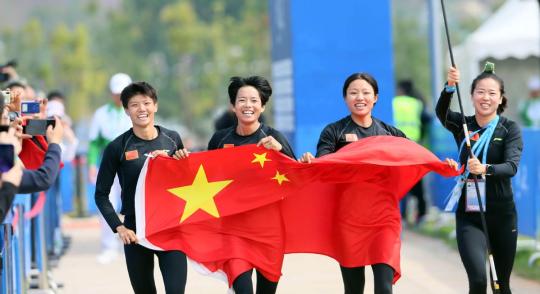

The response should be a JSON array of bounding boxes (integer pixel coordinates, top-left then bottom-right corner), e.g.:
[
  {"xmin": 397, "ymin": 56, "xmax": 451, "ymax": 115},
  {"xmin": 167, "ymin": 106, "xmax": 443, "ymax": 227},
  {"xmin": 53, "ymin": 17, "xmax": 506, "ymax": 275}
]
[
  {"xmin": 513, "ymin": 128, "xmax": 540, "ymax": 238},
  {"xmin": 60, "ymin": 162, "xmax": 75, "ymax": 213},
  {"xmin": 429, "ymin": 119, "xmax": 458, "ymax": 209}
]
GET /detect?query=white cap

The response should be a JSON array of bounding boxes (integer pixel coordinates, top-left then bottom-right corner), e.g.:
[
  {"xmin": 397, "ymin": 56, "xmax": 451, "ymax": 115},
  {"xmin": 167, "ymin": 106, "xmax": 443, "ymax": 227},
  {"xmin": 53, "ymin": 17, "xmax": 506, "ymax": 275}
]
[
  {"xmin": 528, "ymin": 76, "xmax": 540, "ymax": 91},
  {"xmin": 109, "ymin": 73, "xmax": 132, "ymax": 94}
]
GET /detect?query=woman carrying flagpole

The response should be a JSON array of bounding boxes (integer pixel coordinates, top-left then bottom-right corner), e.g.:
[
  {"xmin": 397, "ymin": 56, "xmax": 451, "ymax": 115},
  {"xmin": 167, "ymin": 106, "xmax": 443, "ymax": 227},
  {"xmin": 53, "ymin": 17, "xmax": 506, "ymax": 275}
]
[{"xmin": 436, "ymin": 64, "xmax": 522, "ymax": 294}]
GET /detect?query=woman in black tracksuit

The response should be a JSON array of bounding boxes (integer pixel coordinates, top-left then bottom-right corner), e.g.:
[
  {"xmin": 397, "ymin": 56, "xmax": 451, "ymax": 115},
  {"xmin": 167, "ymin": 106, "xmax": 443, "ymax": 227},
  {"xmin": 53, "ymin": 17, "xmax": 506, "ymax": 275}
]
[
  {"xmin": 300, "ymin": 73, "xmax": 405, "ymax": 294},
  {"xmin": 95, "ymin": 82, "xmax": 190, "ymax": 293},
  {"xmin": 206, "ymin": 76, "xmax": 295, "ymax": 294},
  {"xmin": 436, "ymin": 65, "xmax": 523, "ymax": 294}
]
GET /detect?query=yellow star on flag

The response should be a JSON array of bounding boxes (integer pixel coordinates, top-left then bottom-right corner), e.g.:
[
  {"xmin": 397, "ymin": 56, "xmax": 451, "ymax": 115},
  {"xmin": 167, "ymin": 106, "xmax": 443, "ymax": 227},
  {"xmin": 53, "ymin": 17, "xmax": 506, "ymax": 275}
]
[
  {"xmin": 272, "ymin": 171, "xmax": 289, "ymax": 185},
  {"xmin": 168, "ymin": 165, "xmax": 233, "ymax": 222},
  {"xmin": 251, "ymin": 152, "xmax": 272, "ymax": 168}
]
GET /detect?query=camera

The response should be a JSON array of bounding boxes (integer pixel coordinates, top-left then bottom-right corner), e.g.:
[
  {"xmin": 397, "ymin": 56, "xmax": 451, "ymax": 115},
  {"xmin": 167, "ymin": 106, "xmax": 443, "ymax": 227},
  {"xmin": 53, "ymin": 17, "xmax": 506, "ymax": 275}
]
[
  {"xmin": 1, "ymin": 89, "xmax": 10, "ymax": 104},
  {"xmin": 0, "ymin": 60, "xmax": 17, "ymax": 83},
  {"xmin": 0, "ymin": 143, "xmax": 15, "ymax": 173},
  {"xmin": 21, "ymin": 101, "xmax": 40, "ymax": 116}
]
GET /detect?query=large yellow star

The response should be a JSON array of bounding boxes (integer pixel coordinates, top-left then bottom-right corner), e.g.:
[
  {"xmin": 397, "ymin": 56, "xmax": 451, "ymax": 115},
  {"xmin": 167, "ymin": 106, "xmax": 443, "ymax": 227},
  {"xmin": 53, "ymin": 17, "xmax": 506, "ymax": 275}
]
[
  {"xmin": 272, "ymin": 171, "xmax": 289, "ymax": 185},
  {"xmin": 251, "ymin": 152, "xmax": 272, "ymax": 168},
  {"xmin": 168, "ymin": 165, "xmax": 233, "ymax": 222}
]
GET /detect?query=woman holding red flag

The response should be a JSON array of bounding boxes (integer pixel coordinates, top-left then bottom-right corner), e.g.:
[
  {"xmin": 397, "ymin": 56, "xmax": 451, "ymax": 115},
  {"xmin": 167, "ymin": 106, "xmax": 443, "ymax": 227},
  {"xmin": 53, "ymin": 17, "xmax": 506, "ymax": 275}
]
[
  {"xmin": 95, "ymin": 81, "xmax": 189, "ymax": 293},
  {"xmin": 204, "ymin": 75, "xmax": 295, "ymax": 294},
  {"xmin": 299, "ymin": 72, "xmax": 405, "ymax": 294}
]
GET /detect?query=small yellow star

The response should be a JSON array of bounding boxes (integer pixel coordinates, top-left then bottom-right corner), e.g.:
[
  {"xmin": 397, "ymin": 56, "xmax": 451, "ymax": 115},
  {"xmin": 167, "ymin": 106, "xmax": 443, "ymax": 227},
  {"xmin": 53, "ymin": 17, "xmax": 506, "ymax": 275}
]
[
  {"xmin": 251, "ymin": 152, "xmax": 272, "ymax": 168},
  {"xmin": 272, "ymin": 171, "xmax": 289, "ymax": 185},
  {"xmin": 168, "ymin": 165, "xmax": 233, "ymax": 222}
]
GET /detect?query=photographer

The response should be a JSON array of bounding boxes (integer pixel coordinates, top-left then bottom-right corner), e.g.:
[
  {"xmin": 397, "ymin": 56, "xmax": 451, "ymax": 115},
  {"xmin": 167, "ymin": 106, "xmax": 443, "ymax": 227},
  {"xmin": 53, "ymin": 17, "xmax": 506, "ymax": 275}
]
[
  {"xmin": 0, "ymin": 127, "xmax": 23, "ymax": 223},
  {"xmin": 0, "ymin": 60, "xmax": 19, "ymax": 85},
  {"xmin": 2, "ymin": 88, "xmax": 64, "ymax": 194}
]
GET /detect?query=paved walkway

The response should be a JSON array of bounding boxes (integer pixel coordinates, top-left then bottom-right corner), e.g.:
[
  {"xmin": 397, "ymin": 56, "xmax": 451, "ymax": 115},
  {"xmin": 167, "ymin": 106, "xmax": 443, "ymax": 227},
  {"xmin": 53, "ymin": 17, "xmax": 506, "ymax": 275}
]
[{"xmin": 51, "ymin": 217, "xmax": 540, "ymax": 293}]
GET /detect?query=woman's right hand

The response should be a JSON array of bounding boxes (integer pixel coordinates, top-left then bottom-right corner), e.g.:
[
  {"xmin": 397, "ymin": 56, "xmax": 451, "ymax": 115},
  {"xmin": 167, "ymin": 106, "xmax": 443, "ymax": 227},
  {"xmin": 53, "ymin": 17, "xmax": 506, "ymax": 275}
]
[
  {"xmin": 447, "ymin": 66, "xmax": 460, "ymax": 86},
  {"xmin": 116, "ymin": 225, "xmax": 138, "ymax": 245},
  {"xmin": 298, "ymin": 152, "xmax": 315, "ymax": 163}
]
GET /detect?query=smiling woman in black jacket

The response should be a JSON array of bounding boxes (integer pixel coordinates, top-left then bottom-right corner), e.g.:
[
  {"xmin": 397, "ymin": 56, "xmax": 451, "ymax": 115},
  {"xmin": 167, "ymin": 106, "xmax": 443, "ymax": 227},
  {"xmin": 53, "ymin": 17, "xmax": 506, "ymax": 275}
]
[{"xmin": 436, "ymin": 64, "xmax": 523, "ymax": 294}]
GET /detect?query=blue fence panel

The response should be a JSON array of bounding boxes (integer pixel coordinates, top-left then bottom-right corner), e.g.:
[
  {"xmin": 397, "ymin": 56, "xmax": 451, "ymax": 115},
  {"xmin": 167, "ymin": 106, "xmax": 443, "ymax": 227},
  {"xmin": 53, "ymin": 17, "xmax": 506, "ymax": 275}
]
[
  {"xmin": 428, "ymin": 119, "xmax": 458, "ymax": 209},
  {"xmin": 513, "ymin": 128, "xmax": 540, "ymax": 238},
  {"xmin": 60, "ymin": 161, "xmax": 75, "ymax": 213}
]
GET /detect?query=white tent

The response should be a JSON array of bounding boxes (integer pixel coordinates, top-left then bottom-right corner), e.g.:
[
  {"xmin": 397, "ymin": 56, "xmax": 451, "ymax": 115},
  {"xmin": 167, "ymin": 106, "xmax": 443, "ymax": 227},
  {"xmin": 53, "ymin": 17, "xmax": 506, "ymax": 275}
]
[{"xmin": 454, "ymin": 0, "xmax": 540, "ymax": 119}]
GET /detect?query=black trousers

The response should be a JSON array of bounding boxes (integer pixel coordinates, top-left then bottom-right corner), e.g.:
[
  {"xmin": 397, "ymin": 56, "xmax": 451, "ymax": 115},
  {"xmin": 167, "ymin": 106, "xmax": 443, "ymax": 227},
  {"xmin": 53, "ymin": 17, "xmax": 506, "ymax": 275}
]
[
  {"xmin": 456, "ymin": 209, "xmax": 517, "ymax": 294},
  {"xmin": 233, "ymin": 269, "xmax": 278, "ymax": 294},
  {"xmin": 123, "ymin": 215, "xmax": 187, "ymax": 294},
  {"xmin": 340, "ymin": 263, "xmax": 394, "ymax": 294}
]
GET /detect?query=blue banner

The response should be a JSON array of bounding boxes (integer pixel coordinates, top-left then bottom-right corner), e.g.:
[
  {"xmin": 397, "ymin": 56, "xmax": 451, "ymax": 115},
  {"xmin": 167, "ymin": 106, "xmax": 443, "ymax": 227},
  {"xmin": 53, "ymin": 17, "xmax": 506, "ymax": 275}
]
[{"xmin": 270, "ymin": 0, "xmax": 394, "ymax": 155}]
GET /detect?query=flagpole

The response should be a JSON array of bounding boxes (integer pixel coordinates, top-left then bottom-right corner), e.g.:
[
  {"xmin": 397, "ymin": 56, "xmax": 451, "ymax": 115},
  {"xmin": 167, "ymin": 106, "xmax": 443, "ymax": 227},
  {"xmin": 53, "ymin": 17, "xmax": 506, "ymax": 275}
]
[{"xmin": 439, "ymin": 0, "xmax": 500, "ymax": 292}]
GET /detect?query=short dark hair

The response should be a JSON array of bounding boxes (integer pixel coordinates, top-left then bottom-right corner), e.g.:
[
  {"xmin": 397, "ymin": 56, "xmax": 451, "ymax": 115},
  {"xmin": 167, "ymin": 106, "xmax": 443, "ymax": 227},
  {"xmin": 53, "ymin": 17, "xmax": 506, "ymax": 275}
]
[
  {"xmin": 397, "ymin": 80, "xmax": 414, "ymax": 96},
  {"xmin": 470, "ymin": 72, "xmax": 507, "ymax": 114},
  {"xmin": 6, "ymin": 80, "xmax": 26, "ymax": 90},
  {"xmin": 47, "ymin": 90, "xmax": 65, "ymax": 101},
  {"xmin": 120, "ymin": 81, "xmax": 157, "ymax": 108},
  {"xmin": 342, "ymin": 73, "xmax": 379, "ymax": 98},
  {"xmin": 228, "ymin": 76, "xmax": 272, "ymax": 106}
]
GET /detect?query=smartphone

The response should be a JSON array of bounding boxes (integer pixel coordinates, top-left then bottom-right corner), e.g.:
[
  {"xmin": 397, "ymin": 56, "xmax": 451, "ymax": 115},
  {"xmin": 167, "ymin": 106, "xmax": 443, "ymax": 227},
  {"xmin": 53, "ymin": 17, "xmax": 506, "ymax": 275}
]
[
  {"xmin": 23, "ymin": 119, "xmax": 56, "ymax": 136},
  {"xmin": 0, "ymin": 143, "xmax": 14, "ymax": 172},
  {"xmin": 21, "ymin": 101, "xmax": 41, "ymax": 116}
]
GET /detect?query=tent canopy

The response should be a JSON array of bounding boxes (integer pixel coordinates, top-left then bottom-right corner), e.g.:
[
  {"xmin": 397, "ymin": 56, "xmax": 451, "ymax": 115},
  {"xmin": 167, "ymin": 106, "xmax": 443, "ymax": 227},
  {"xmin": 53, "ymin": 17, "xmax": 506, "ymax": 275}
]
[
  {"xmin": 453, "ymin": 0, "xmax": 540, "ymax": 118},
  {"xmin": 464, "ymin": 0, "xmax": 539, "ymax": 61}
]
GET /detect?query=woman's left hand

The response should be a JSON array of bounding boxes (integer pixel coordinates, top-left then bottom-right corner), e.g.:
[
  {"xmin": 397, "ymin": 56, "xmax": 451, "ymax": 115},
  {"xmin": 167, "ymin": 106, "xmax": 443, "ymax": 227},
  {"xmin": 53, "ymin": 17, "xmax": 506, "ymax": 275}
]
[
  {"xmin": 257, "ymin": 136, "xmax": 282, "ymax": 151},
  {"xmin": 173, "ymin": 148, "xmax": 190, "ymax": 159},
  {"xmin": 467, "ymin": 157, "xmax": 486, "ymax": 175}
]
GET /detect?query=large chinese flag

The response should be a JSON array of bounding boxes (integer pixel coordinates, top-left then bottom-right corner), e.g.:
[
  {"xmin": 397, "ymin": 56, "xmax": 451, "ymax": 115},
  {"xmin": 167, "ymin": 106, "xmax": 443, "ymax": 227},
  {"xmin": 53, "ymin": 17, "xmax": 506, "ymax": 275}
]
[{"xmin": 135, "ymin": 136, "xmax": 459, "ymax": 285}]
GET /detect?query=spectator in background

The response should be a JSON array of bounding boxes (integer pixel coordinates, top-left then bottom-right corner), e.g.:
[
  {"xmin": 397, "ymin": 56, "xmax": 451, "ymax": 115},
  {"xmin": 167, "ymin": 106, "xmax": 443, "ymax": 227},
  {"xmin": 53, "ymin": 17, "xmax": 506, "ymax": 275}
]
[
  {"xmin": 0, "ymin": 93, "xmax": 23, "ymax": 223},
  {"xmin": 47, "ymin": 91, "xmax": 78, "ymax": 162},
  {"xmin": 519, "ymin": 75, "xmax": 540, "ymax": 128},
  {"xmin": 5, "ymin": 80, "xmax": 27, "ymax": 106},
  {"xmin": 88, "ymin": 73, "xmax": 133, "ymax": 264},
  {"xmin": 393, "ymin": 79, "xmax": 431, "ymax": 225},
  {"xmin": 0, "ymin": 60, "xmax": 20, "ymax": 85}
]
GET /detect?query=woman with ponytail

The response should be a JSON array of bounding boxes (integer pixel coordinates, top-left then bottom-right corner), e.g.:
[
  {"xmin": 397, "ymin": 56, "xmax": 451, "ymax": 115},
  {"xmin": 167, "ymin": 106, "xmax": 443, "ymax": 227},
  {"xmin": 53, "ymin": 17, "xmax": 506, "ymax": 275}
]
[{"xmin": 436, "ymin": 63, "xmax": 523, "ymax": 294}]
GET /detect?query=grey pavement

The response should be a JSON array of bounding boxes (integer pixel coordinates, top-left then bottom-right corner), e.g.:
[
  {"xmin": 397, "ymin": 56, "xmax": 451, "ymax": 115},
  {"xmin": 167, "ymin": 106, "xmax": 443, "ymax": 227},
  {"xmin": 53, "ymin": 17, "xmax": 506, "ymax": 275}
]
[{"xmin": 51, "ymin": 217, "xmax": 540, "ymax": 293}]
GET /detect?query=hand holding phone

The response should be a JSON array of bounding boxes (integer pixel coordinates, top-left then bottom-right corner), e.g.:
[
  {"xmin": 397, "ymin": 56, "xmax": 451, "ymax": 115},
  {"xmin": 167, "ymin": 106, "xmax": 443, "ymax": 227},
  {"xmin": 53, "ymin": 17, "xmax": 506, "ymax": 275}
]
[
  {"xmin": 45, "ymin": 116, "xmax": 63, "ymax": 144},
  {"xmin": 23, "ymin": 119, "xmax": 56, "ymax": 136}
]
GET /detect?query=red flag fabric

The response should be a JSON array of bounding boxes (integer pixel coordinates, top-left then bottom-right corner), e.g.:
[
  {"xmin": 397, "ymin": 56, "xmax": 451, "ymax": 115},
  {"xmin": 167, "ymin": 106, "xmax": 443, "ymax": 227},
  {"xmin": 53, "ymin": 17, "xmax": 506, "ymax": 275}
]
[
  {"xmin": 19, "ymin": 136, "xmax": 64, "ymax": 170},
  {"xmin": 19, "ymin": 136, "xmax": 48, "ymax": 170},
  {"xmin": 135, "ymin": 136, "xmax": 459, "ymax": 285}
]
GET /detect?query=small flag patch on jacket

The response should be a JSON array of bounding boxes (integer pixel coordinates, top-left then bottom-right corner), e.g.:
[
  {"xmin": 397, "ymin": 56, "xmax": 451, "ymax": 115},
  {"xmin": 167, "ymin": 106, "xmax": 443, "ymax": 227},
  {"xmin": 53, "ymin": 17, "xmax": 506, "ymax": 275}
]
[{"xmin": 125, "ymin": 150, "xmax": 139, "ymax": 160}]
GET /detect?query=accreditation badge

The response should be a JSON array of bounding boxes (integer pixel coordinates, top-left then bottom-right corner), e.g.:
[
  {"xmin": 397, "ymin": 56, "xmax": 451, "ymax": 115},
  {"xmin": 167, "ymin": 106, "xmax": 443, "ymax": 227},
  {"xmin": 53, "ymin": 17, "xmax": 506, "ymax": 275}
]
[{"xmin": 465, "ymin": 179, "xmax": 486, "ymax": 212}]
